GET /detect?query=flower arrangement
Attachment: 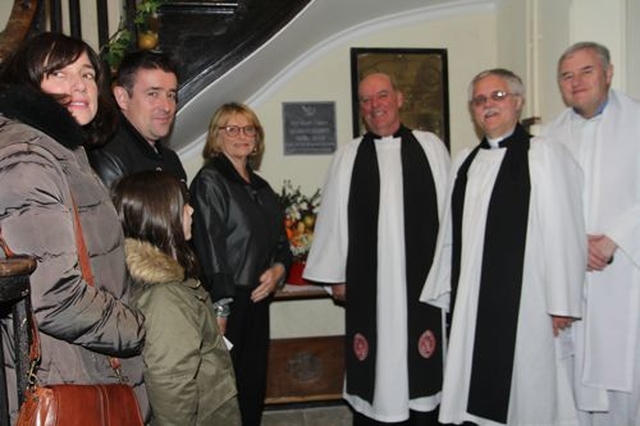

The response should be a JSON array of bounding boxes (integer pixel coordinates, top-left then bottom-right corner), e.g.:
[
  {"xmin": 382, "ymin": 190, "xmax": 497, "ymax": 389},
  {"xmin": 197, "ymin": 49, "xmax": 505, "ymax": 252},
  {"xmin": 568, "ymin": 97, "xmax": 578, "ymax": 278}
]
[{"xmin": 279, "ymin": 180, "xmax": 321, "ymax": 262}]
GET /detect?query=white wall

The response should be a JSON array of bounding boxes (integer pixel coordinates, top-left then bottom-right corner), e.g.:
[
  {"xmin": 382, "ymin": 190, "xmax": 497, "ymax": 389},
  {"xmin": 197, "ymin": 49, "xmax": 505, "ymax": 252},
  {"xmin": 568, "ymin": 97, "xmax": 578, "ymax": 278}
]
[
  {"xmin": 570, "ymin": 0, "xmax": 625, "ymax": 90},
  {"xmin": 494, "ymin": 0, "xmax": 640, "ymax": 125},
  {"xmin": 182, "ymin": 8, "xmax": 498, "ymax": 191},
  {"xmin": 231, "ymin": 8, "xmax": 499, "ymax": 339},
  {"xmin": 537, "ymin": 0, "xmax": 640, "ymax": 120},
  {"xmin": 496, "ymin": 0, "xmax": 528, "ymax": 103},
  {"xmin": 0, "ymin": 3, "xmax": 10, "ymax": 30},
  {"xmin": 180, "ymin": 0, "xmax": 640, "ymax": 190},
  {"xmin": 627, "ymin": 0, "xmax": 640, "ymax": 99},
  {"xmin": 535, "ymin": 0, "xmax": 572, "ymax": 123},
  {"xmin": 496, "ymin": 0, "xmax": 571, "ymax": 124}
]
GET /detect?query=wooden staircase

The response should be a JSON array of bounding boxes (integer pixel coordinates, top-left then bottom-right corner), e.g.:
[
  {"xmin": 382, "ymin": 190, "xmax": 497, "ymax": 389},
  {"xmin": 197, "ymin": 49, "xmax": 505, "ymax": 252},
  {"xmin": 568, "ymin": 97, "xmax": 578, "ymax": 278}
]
[{"xmin": 157, "ymin": 0, "xmax": 311, "ymax": 103}]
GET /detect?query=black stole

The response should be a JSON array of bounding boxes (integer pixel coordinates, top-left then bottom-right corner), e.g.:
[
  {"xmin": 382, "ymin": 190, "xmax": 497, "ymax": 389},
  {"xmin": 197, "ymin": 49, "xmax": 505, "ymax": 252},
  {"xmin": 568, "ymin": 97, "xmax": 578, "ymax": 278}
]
[
  {"xmin": 346, "ymin": 125, "xmax": 443, "ymax": 403},
  {"xmin": 451, "ymin": 124, "xmax": 531, "ymax": 424}
]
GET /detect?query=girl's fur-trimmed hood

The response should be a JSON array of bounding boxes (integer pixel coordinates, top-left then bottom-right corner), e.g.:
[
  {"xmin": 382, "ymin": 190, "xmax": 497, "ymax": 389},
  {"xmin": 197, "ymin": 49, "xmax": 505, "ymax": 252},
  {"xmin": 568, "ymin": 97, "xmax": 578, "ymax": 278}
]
[{"xmin": 124, "ymin": 238, "xmax": 185, "ymax": 285}]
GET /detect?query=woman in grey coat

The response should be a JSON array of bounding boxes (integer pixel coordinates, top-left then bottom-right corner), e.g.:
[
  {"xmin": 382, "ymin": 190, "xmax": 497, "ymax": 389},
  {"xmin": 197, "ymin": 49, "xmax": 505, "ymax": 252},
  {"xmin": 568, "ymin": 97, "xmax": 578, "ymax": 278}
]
[{"xmin": 0, "ymin": 33, "xmax": 148, "ymax": 422}]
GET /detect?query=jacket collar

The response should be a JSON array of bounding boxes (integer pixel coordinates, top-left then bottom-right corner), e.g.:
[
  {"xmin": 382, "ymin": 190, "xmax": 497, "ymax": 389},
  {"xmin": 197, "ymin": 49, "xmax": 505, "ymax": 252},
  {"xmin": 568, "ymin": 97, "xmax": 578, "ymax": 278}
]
[
  {"xmin": 118, "ymin": 112, "xmax": 165, "ymax": 157},
  {"xmin": 124, "ymin": 239, "xmax": 190, "ymax": 286},
  {"xmin": 210, "ymin": 154, "xmax": 269, "ymax": 190},
  {"xmin": 0, "ymin": 85, "xmax": 86, "ymax": 150}
]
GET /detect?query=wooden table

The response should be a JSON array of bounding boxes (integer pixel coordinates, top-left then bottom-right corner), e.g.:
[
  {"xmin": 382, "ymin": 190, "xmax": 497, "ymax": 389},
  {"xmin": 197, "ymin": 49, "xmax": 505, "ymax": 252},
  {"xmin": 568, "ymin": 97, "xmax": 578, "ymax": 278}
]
[{"xmin": 265, "ymin": 285, "xmax": 344, "ymax": 405}]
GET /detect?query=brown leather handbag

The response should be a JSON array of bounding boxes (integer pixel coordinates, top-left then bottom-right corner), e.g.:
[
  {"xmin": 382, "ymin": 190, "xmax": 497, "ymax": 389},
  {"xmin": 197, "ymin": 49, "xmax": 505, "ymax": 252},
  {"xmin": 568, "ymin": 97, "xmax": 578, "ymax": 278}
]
[
  {"xmin": 16, "ymin": 317, "xmax": 144, "ymax": 426},
  {"xmin": 12, "ymin": 203, "xmax": 144, "ymax": 426},
  {"xmin": 17, "ymin": 383, "xmax": 143, "ymax": 426}
]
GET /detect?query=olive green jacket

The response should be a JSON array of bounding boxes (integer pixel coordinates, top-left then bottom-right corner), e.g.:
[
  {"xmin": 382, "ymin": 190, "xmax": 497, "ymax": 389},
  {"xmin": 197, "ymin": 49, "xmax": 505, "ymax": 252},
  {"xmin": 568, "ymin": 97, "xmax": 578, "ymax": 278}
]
[{"xmin": 125, "ymin": 239, "xmax": 239, "ymax": 426}]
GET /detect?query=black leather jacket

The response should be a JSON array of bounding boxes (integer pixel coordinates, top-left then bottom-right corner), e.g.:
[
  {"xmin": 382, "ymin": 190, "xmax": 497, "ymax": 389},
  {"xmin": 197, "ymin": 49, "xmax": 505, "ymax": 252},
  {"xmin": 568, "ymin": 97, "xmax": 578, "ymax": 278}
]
[
  {"xmin": 189, "ymin": 155, "xmax": 292, "ymax": 302},
  {"xmin": 88, "ymin": 113, "xmax": 187, "ymax": 188}
]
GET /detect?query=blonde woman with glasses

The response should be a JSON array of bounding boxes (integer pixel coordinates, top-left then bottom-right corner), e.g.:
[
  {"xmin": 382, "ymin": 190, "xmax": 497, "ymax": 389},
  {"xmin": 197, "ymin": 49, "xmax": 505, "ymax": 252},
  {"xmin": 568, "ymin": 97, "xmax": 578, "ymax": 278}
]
[{"xmin": 189, "ymin": 102, "xmax": 292, "ymax": 426}]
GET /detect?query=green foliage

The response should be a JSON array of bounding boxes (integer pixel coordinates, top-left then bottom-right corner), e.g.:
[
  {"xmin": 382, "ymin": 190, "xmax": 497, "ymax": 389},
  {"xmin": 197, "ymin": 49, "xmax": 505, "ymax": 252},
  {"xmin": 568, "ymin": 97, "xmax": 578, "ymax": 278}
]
[
  {"xmin": 100, "ymin": 0, "xmax": 166, "ymax": 70},
  {"xmin": 133, "ymin": 0, "xmax": 165, "ymax": 30},
  {"xmin": 101, "ymin": 20, "xmax": 132, "ymax": 71}
]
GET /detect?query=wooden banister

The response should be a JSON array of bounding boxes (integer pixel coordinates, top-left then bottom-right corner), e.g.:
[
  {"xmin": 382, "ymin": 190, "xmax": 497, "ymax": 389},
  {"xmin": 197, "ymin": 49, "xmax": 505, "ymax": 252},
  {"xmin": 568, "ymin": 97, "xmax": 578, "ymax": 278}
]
[{"xmin": 0, "ymin": 0, "xmax": 40, "ymax": 64}]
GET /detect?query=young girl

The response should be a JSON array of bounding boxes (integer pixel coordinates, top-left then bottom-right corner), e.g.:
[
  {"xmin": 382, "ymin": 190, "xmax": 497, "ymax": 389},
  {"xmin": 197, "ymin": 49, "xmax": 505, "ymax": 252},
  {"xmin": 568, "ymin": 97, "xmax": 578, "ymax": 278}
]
[{"xmin": 112, "ymin": 170, "xmax": 240, "ymax": 426}]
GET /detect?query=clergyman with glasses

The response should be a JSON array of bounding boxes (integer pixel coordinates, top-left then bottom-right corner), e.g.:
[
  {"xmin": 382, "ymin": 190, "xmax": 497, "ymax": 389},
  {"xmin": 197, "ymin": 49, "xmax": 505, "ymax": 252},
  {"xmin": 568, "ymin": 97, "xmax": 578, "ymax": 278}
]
[
  {"xmin": 189, "ymin": 102, "xmax": 292, "ymax": 426},
  {"xmin": 420, "ymin": 68, "xmax": 586, "ymax": 425}
]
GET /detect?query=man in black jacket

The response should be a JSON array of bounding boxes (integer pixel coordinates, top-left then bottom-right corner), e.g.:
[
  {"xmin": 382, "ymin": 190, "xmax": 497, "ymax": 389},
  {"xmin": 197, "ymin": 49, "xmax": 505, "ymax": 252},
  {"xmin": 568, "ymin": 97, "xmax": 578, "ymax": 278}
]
[{"xmin": 89, "ymin": 51, "xmax": 187, "ymax": 188}]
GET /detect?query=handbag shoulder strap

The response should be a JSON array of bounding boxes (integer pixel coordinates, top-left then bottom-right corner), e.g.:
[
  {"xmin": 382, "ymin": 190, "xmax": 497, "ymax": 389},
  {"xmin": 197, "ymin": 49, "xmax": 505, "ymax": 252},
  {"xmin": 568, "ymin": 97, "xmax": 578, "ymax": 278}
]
[
  {"xmin": 71, "ymin": 201, "xmax": 126, "ymax": 380},
  {"xmin": 0, "ymin": 228, "xmax": 15, "ymax": 258},
  {"xmin": 23, "ymin": 201, "xmax": 125, "ymax": 383},
  {"xmin": 71, "ymin": 201, "xmax": 95, "ymax": 287}
]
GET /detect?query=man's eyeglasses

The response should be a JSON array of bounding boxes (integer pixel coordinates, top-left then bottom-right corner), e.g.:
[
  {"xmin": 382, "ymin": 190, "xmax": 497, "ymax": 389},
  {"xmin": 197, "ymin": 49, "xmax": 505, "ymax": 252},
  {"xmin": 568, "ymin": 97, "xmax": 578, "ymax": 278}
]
[
  {"xmin": 471, "ymin": 90, "xmax": 516, "ymax": 107},
  {"xmin": 219, "ymin": 125, "xmax": 258, "ymax": 138}
]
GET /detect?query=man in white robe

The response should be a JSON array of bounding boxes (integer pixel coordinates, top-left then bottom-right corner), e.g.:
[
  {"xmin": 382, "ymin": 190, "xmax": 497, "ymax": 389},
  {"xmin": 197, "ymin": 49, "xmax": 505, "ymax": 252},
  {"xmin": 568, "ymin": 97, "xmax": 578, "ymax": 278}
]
[
  {"xmin": 304, "ymin": 73, "xmax": 450, "ymax": 425},
  {"xmin": 543, "ymin": 41, "xmax": 640, "ymax": 426},
  {"xmin": 422, "ymin": 69, "xmax": 585, "ymax": 425}
]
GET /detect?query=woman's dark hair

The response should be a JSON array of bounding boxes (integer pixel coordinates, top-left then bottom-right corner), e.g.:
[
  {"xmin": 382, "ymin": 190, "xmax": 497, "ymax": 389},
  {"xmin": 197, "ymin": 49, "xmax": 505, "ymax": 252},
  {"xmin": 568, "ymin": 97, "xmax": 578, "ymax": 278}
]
[
  {"xmin": 112, "ymin": 170, "xmax": 198, "ymax": 278},
  {"xmin": 0, "ymin": 32, "xmax": 116, "ymax": 146}
]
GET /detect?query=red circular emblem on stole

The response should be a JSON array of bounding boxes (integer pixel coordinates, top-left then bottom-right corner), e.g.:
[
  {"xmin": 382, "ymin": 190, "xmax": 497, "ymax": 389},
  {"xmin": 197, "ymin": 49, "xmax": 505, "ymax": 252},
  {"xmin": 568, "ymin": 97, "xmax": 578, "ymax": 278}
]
[
  {"xmin": 353, "ymin": 333, "xmax": 369, "ymax": 361},
  {"xmin": 418, "ymin": 330, "xmax": 436, "ymax": 359}
]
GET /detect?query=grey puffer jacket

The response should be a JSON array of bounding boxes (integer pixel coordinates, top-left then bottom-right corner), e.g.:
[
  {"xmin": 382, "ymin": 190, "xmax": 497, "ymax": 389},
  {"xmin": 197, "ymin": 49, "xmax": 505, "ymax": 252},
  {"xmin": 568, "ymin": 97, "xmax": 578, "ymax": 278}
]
[
  {"xmin": 125, "ymin": 239, "xmax": 239, "ymax": 426},
  {"xmin": 0, "ymin": 86, "xmax": 148, "ymax": 422}
]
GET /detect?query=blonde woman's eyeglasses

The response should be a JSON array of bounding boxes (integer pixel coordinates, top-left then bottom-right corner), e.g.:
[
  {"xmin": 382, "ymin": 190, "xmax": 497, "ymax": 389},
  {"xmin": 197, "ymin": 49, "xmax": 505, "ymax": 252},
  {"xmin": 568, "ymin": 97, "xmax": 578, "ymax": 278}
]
[{"xmin": 219, "ymin": 125, "xmax": 258, "ymax": 138}]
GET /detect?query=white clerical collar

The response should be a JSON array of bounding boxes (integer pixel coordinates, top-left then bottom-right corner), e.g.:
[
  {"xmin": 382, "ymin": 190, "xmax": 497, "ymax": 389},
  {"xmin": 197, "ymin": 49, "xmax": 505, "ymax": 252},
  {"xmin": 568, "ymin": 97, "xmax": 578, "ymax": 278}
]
[
  {"xmin": 571, "ymin": 95, "xmax": 609, "ymax": 123},
  {"xmin": 370, "ymin": 125, "xmax": 405, "ymax": 141},
  {"xmin": 572, "ymin": 108, "xmax": 604, "ymax": 125},
  {"xmin": 487, "ymin": 128, "xmax": 515, "ymax": 149}
]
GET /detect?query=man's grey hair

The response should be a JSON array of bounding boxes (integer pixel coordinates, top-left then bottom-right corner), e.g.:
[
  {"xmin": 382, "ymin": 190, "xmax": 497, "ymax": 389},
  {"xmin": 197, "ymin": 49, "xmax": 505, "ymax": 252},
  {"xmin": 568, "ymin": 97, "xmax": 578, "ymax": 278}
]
[
  {"xmin": 359, "ymin": 72, "xmax": 400, "ymax": 92},
  {"xmin": 557, "ymin": 41, "xmax": 611, "ymax": 78},
  {"xmin": 468, "ymin": 68, "xmax": 526, "ymax": 101}
]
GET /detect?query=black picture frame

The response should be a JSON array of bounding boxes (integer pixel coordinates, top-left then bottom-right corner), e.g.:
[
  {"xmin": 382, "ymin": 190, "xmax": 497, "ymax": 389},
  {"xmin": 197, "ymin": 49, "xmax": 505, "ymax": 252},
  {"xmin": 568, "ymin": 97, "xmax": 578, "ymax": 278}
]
[{"xmin": 350, "ymin": 47, "xmax": 450, "ymax": 149}]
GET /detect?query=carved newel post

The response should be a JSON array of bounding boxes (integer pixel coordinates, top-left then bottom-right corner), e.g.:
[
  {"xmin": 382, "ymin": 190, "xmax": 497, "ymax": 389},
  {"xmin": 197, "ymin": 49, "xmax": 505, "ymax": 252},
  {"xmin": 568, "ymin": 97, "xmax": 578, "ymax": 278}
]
[{"xmin": 0, "ymin": 255, "xmax": 36, "ymax": 426}]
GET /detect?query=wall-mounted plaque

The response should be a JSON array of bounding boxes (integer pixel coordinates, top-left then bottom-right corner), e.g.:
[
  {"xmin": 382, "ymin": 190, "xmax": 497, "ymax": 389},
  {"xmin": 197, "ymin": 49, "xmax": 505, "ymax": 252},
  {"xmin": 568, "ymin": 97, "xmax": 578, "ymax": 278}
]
[{"xmin": 283, "ymin": 102, "xmax": 337, "ymax": 155}]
